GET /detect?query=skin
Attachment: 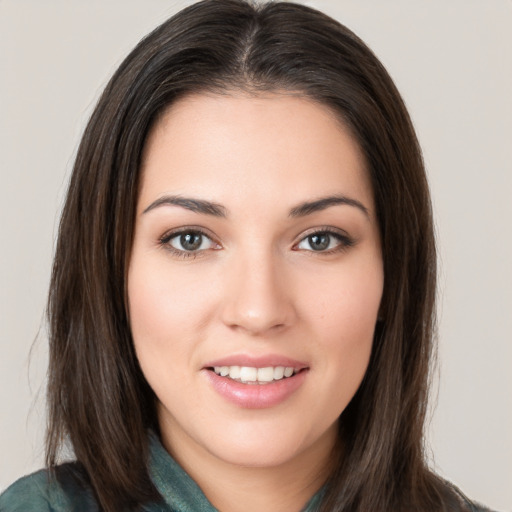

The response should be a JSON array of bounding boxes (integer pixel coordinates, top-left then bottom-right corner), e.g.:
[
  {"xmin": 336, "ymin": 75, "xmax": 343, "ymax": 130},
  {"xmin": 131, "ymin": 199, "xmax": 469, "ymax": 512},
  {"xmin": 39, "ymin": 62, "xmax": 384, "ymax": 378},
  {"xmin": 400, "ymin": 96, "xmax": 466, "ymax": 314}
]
[{"xmin": 128, "ymin": 93, "xmax": 384, "ymax": 512}]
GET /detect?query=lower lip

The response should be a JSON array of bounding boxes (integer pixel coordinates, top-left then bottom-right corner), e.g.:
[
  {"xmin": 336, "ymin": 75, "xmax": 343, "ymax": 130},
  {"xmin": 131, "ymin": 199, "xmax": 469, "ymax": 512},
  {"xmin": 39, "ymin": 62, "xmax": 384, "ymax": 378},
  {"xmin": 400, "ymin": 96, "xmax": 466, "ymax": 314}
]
[{"xmin": 204, "ymin": 369, "xmax": 308, "ymax": 409}]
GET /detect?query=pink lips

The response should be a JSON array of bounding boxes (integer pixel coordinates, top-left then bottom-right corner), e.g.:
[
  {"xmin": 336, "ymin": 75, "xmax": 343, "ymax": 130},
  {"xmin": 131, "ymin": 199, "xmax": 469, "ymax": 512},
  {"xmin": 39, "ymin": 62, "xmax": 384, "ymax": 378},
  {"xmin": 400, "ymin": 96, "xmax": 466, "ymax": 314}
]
[
  {"xmin": 202, "ymin": 355, "xmax": 309, "ymax": 409},
  {"xmin": 205, "ymin": 354, "xmax": 308, "ymax": 370}
]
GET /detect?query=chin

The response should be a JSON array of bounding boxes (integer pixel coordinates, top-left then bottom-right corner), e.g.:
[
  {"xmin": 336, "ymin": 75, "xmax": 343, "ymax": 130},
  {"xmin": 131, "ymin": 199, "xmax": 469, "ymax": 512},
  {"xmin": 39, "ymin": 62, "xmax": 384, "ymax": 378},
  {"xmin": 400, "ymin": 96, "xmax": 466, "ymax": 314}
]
[
  {"xmin": 200, "ymin": 418, "xmax": 337, "ymax": 470},
  {"xmin": 208, "ymin": 440, "xmax": 305, "ymax": 469}
]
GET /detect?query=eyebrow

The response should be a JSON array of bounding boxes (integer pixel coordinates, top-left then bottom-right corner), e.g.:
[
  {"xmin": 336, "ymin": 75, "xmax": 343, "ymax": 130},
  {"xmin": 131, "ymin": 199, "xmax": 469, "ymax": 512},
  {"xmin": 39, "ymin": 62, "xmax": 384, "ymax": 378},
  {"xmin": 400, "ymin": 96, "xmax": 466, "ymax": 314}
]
[
  {"xmin": 143, "ymin": 195, "xmax": 227, "ymax": 217},
  {"xmin": 142, "ymin": 193, "xmax": 369, "ymax": 219},
  {"xmin": 289, "ymin": 195, "xmax": 369, "ymax": 218}
]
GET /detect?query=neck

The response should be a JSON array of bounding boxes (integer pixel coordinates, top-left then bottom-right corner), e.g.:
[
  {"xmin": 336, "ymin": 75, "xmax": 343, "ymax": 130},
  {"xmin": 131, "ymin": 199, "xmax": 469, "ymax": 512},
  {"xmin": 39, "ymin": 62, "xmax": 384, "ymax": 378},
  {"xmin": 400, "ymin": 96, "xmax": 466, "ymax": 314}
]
[{"xmin": 161, "ymin": 423, "xmax": 337, "ymax": 512}]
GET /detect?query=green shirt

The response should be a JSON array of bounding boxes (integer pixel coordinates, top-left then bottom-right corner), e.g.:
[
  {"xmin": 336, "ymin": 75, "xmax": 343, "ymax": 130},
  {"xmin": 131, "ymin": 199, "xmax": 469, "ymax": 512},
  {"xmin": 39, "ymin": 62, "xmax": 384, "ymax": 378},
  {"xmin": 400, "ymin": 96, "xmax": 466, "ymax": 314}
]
[{"xmin": 0, "ymin": 433, "xmax": 324, "ymax": 511}]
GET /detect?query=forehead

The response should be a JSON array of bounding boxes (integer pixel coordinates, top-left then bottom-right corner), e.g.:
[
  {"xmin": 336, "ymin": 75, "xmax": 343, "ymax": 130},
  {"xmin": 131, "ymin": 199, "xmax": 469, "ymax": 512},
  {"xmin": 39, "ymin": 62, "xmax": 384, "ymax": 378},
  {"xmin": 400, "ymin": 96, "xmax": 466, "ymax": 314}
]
[{"xmin": 139, "ymin": 92, "xmax": 373, "ymax": 215}]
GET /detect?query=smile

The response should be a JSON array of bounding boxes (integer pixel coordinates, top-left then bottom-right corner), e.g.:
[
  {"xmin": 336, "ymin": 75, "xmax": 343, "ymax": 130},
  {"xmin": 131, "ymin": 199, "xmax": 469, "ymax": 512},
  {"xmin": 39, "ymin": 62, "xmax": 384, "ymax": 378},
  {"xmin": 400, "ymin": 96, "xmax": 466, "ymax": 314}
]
[
  {"xmin": 211, "ymin": 365, "xmax": 298, "ymax": 384},
  {"xmin": 204, "ymin": 357, "xmax": 309, "ymax": 408}
]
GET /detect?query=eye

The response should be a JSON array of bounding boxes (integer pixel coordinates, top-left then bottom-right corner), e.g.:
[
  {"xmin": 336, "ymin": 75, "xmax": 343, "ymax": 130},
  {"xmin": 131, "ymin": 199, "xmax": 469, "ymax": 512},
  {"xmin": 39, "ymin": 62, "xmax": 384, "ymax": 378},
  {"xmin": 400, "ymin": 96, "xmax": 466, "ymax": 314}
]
[
  {"xmin": 296, "ymin": 230, "xmax": 353, "ymax": 253},
  {"xmin": 161, "ymin": 229, "xmax": 218, "ymax": 254}
]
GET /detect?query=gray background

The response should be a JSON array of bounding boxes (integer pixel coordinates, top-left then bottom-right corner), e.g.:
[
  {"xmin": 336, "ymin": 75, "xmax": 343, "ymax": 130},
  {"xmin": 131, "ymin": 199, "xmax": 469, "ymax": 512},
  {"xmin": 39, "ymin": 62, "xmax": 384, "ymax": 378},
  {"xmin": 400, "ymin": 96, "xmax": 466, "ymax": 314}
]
[{"xmin": 1, "ymin": 1, "xmax": 511, "ymax": 510}]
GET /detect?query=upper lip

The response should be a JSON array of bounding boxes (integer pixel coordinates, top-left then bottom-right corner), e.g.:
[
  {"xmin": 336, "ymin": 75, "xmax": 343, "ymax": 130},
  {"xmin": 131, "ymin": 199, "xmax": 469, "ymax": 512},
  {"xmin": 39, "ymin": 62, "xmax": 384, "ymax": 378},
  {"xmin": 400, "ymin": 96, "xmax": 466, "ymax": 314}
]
[{"xmin": 203, "ymin": 354, "xmax": 309, "ymax": 370}]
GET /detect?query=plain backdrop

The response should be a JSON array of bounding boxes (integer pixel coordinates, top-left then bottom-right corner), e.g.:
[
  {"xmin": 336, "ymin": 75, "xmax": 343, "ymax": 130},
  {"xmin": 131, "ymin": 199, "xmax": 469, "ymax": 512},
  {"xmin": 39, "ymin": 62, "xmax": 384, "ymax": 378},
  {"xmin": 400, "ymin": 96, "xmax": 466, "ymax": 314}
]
[{"xmin": 1, "ymin": 1, "xmax": 511, "ymax": 510}]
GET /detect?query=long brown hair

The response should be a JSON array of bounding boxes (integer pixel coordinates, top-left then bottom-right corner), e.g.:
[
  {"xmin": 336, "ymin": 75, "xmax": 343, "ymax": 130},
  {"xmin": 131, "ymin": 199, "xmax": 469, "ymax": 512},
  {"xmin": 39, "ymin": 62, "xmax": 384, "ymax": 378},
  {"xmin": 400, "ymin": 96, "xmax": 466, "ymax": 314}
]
[{"xmin": 46, "ymin": 1, "xmax": 458, "ymax": 510}]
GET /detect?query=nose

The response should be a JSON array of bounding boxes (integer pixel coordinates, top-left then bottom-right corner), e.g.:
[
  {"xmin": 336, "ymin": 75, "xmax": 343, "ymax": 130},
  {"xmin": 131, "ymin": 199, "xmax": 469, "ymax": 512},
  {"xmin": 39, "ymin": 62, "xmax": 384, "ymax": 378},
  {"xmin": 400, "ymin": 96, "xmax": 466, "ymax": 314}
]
[{"xmin": 220, "ymin": 249, "xmax": 296, "ymax": 336}]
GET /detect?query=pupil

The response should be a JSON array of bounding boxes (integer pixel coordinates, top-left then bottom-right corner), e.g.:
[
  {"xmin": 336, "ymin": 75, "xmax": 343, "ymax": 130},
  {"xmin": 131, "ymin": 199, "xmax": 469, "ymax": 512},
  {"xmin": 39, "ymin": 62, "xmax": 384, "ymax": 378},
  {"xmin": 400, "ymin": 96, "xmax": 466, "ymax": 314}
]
[
  {"xmin": 180, "ymin": 232, "xmax": 202, "ymax": 250},
  {"xmin": 309, "ymin": 233, "xmax": 330, "ymax": 251}
]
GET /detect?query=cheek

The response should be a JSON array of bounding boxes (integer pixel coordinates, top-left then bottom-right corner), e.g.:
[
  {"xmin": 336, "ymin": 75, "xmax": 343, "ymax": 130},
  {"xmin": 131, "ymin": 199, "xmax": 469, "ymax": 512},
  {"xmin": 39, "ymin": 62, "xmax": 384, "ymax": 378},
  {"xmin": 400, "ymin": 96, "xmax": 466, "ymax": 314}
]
[
  {"xmin": 128, "ymin": 274, "xmax": 176, "ymax": 351},
  {"xmin": 301, "ymin": 258, "xmax": 383, "ymax": 393},
  {"xmin": 127, "ymin": 256, "xmax": 215, "ymax": 384},
  {"xmin": 127, "ymin": 257, "xmax": 212, "ymax": 413},
  {"xmin": 303, "ymin": 255, "xmax": 383, "ymax": 338},
  {"xmin": 128, "ymin": 256, "xmax": 210, "ymax": 342}
]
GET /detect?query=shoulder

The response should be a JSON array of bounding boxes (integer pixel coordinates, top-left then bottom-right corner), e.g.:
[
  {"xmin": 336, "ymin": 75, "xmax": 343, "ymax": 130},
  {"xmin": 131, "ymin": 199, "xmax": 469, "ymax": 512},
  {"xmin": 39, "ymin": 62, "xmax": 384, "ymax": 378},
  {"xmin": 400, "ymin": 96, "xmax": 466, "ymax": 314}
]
[
  {"xmin": 466, "ymin": 500, "xmax": 500, "ymax": 512},
  {"xmin": 0, "ymin": 469, "xmax": 53, "ymax": 512},
  {"xmin": 0, "ymin": 463, "xmax": 100, "ymax": 512},
  {"xmin": 465, "ymin": 501, "xmax": 500, "ymax": 512},
  {"xmin": 448, "ymin": 481, "xmax": 500, "ymax": 512}
]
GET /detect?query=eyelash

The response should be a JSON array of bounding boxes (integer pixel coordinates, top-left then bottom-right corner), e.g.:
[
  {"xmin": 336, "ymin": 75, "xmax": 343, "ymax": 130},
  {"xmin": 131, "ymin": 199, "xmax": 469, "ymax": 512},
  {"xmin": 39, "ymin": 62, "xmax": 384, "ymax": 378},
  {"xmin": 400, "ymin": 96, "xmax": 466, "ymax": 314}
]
[
  {"xmin": 158, "ymin": 227, "xmax": 355, "ymax": 259},
  {"xmin": 159, "ymin": 227, "xmax": 219, "ymax": 260},
  {"xmin": 293, "ymin": 227, "xmax": 355, "ymax": 255}
]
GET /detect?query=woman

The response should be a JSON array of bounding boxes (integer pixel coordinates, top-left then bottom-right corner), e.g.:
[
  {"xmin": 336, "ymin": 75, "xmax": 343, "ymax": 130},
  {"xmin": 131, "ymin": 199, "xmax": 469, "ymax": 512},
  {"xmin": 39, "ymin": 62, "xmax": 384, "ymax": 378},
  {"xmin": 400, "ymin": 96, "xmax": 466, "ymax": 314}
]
[{"xmin": 0, "ymin": 1, "xmax": 496, "ymax": 511}]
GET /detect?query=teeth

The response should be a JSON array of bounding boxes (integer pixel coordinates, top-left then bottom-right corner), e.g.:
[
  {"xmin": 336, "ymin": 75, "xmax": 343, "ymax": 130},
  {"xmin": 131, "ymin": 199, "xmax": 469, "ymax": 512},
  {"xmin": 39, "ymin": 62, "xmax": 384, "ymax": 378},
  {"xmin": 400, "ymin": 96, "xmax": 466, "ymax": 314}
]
[
  {"xmin": 229, "ymin": 366, "xmax": 241, "ymax": 379},
  {"xmin": 257, "ymin": 367, "xmax": 274, "ymax": 382},
  {"xmin": 240, "ymin": 366, "xmax": 257, "ymax": 382},
  {"xmin": 273, "ymin": 366, "xmax": 285, "ymax": 380},
  {"xmin": 283, "ymin": 367, "xmax": 294, "ymax": 378},
  {"xmin": 212, "ymin": 365, "xmax": 298, "ymax": 383}
]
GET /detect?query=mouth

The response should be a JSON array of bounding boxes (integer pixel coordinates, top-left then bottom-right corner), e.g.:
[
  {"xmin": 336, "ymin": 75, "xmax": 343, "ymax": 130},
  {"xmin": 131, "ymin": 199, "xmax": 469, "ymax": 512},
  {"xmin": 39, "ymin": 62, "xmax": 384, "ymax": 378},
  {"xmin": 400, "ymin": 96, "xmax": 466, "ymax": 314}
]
[
  {"xmin": 208, "ymin": 365, "xmax": 304, "ymax": 384},
  {"xmin": 203, "ymin": 355, "xmax": 309, "ymax": 407}
]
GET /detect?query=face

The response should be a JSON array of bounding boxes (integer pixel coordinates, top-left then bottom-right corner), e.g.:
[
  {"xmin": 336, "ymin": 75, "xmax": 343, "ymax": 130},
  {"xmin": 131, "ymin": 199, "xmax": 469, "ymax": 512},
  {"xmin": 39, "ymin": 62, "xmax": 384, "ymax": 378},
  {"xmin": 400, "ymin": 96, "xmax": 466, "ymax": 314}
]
[{"xmin": 128, "ymin": 93, "xmax": 383, "ymax": 472}]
